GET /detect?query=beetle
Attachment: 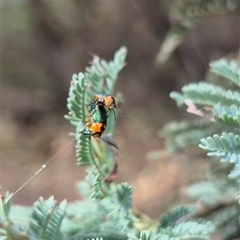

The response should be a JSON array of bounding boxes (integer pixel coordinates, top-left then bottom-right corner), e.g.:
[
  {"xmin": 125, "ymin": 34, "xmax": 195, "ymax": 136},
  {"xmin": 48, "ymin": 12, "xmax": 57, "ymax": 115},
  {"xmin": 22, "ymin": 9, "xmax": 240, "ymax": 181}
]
[
  {"xmin": 84, "ymin": 103, "xmax": 118, "ymax": 149},
  {"xmin": 92, "ymin": 93, "xmax": 132, "ymax": 124}
]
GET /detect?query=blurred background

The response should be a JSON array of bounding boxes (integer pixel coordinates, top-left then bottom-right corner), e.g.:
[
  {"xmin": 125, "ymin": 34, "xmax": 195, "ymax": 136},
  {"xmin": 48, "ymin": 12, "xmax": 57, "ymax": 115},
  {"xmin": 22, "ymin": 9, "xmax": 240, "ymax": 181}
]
[{"xmin": 2, "ymin": 0, "xmax": 239, "ymax": 218}]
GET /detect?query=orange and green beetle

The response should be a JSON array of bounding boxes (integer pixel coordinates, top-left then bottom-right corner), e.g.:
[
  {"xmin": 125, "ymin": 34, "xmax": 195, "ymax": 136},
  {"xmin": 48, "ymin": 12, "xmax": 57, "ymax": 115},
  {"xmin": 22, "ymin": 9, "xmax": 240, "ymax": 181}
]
[
  {"xmin": 93, "ymin": 94, "xmax": 116, "ymax": 111},
  {"xmin": 92, "ymin": 93, "xmax": 132, "ymax": 123},
  {"xmin": 85, "ymin": 102, "xmax": 107, "ymax": 138},
  {"xmin": 84, "ymin": 101, "xmax": 118, "ymax": 149}
]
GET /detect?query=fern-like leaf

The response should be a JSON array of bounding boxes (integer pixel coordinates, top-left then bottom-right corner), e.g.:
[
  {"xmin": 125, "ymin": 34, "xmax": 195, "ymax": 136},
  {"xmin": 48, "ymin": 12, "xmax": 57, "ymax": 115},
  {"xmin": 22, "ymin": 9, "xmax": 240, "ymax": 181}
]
[
  {"xmin": 156, "ymin": 2, "xmax": 238, "ymax": 67},
  {"xmin": 171, "ymin": 82, "xmax": 240, "ymax": 107},
  {"xmin": 185, "ymin": 181, "xmax": 223, "ymax": 204},
  {"xmin": 65, "ymin": 73, "xmax": 93, "ymax": 166},
  {"xmin": 155, "ymin": 22, "xmax": 194, "ymax": 65},
  {"xmin": 169, "ymin": 91, "xmax": 185, "ymax": 107},
  {"xmin": 69, "ymin": 232, "xmax": 127, "ymax": 240},
  {"xmin": 65, "ymin": 47, "xmax": 127, "ymax": 165},
  {"xmin": 161, "ymin": 119, "xmax": 218, "ymax": 152},
  {"xmin": 65, "ymin": 73, "xmax": 87, "ymax": 125},
  {"xmin": 65, "ymin": 47, "xmax": 128, "ymax": 199},
  {"xmin": 102, "ymin": 183, "xmax": 134, "ymax": 230},
  {"xmin": 30, "ymin": 196, "xmax": 67, "ymax": 240},
  {"xmin": 210, "ymin": 58, "xmax": 240, "ymax": 87},
  {"xmin": 199, "ymin": 132, "xmax": 240, "ymax": 166},
  {"xmin": 228, "ymin": 165, "xmax": 240, "ymax": 183},
  {"xmin": 214, "ymin": 204, "xmax": 240, "ymax": 240},
  {"xmin": 0, "ymin": 193, "xmax": 42, "ymax": 240},
  {"xmin": 88, "ymin": 172, "xmax": 108, "ymax": 200},
  {"xmin": 183, "ymin": 82, "xmax": 240, "ymax": 107},
  {"xmin": 84, "ymin": 47, "xmax": 127, "ymax": 135},
  {"xmin": 75, "ymin": 132, "xmax": 93, "ymax": 166},
  {"xmin": 87, "ymin": 238, "xmax": 103, "ymax": 240},
  {"xmin": 163, "ymin": 57, "xmax": 239, "ymax": 239},
  {"xmin": 84, "ymin": 46, "xmax": 127, "ymax": 103},
  {"xmin": 157, "ymin": 206, "xmax": 194, "ymax": 231},
  {"xmin": 116, "ymin": 183, "xmax": 134, "ymax": 213},
  {"xmin": 127, "ymin": 230, "xmax": 169, "ymax": 240},
  {"xmin": 160, "ymin": 221, "xmax": 215, "ymax": 240},
  {"xmin": 0, "ymin": 192, "xmax": 12, "ymax": 224},
  {"xmin": 161, "ymin": 119, "xmax": 214, "ymax": 137},
  {"xmin": 212, "ymin": 104, "xmax": 240, "ymax": 127}
]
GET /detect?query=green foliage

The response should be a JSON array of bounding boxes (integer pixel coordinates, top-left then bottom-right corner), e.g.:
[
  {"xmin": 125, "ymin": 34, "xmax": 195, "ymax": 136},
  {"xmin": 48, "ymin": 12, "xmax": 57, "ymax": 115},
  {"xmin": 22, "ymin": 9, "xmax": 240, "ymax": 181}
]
[
  {"xmin": 157, "ymin": 206, "xmax": 194, "ymax": 230},
  {"xmin": 65, "ymin": 47, "xmax": 127, "ymax": 167},
  {"xmin": 1, "ymin": 50, "xmax": 224, "ymax": 240},
  {"xmin": 185, "ymin": 181, "xmax": 223, "ymax": 204},
  {"xmin": 70, "ymin": 234, "xmax": 126, "ymax": 240},
  {"xmin": 116, "ymin": 183, "xmax": 134, "ymax": 214},
  {"xmin": 1, "ymin": 47, "xmax": 146, "ymax": 240},
  {"xmin": 0, "ymin": 196, "xmax": 66, "ymax": 240},
  {"xmin": 212, "ymin": 104, "xmax": 240, "ymax": 127},
  {"xmin": 170, "ymin": 82, "xmax": 240, "ymax": 108},
  {"xmin": 61, "ymin": 196, "xmax": 132, "ymax": 238},
  {"xmin": 64, "ymin": 47, "xmax": 137, "ymax": 236},
  {"xmin": 228, "ymin": 165, "xmax": 240, "ymax": 183},
  {"xmin": 127, "ymin": 230, "xmax": 164, "ymax": 240},
  {"xmin": 161, "ymin": 119, "xmax": 218, "ymax": 152},
  {"xmin": 210, "ymin": 58, "xmax": 240, "ymax": 87},
  {"xmin": 156, "ymin": 1, "xmax": 239, "ymax": 66},
  {"xmin": 64, "ymin": 46, "xmax": 128, "ymax": 202},
  {"xmin": 162, "ymin": 57, "xmax": 240, "ymax": 239},
  {"xmin": 1, "ymin": 48, "xmax": 135, "ymax": 240},
  {"xmin": 156, "ymin": 207, "xmax": 214, "ymax": 240},
  {"xmin": 128, "ymin": 221, "xmax": 215, "ymax": 240},
  {"xmin": 165, "ymin": 58, "xmax": 240, "ymax": 169},
  {"xmin": 5, "ymin": 0, "xmax": 240, "ymax": 239},
  {"xmin": 29, "ymin": 196, "xmax": 67, "ymax": 240},
  {"xmin": 211, "ymin": 203, "xmax": 240, "ymax": 240},
  {"xmin": 199, "ymin": 132, "xmax": 240, "ymax": 165},
  {"xmin": 0, "ymin": 192, "xmax": 12, "ymax": 224},
  {"xmin": 87, "ymin": 238, "xmax": 103, "ymax": 240},
  {"xmin": 160, "ymin": 221, "xmax": 215, "ymax": 240}
]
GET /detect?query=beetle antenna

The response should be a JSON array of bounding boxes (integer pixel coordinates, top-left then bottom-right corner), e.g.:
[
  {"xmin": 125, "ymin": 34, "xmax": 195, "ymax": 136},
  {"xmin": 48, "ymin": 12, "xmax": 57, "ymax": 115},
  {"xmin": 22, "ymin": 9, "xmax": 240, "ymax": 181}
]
[
  {"xmin": 113, "ymin": 110, "xmax": 116, "ymax": 121},
  {"xmin": 100, "ymin": 137, "xmax": 119, "ymax": 149},
  {"xmin": 116, "ymin": 108, "xmax": 132, "ymax": 124}
]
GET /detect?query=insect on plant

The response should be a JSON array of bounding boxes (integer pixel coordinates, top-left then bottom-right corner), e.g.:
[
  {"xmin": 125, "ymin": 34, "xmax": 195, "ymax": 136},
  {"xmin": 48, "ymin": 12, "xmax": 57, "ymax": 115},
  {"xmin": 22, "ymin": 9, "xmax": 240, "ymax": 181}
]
[
  {"xmin": 83, "ymin": 101, "xmax": 119, "ymax": 149},
  {"xmin": 93, "ymin": 93, "xmax": 132, "ymax": 124}
]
